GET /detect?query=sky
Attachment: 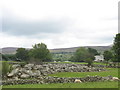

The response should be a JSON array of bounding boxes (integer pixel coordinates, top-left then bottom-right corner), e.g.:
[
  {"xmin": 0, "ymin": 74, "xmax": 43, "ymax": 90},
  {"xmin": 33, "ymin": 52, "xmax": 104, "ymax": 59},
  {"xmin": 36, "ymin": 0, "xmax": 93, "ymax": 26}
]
[{"xmin": 0, "ymin": 0, "xmax": 119, "ymax": 49}]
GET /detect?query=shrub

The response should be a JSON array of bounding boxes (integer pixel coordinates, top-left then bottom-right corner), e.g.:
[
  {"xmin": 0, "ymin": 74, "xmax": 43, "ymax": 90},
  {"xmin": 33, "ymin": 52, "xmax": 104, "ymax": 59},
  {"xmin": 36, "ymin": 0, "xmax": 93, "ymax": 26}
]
[
  {"xmin": 28, "ymin": 58, "xmax": 43, "ymax": 64},
  {"xmin": 19, "ymin": 62, "xmax": 27, "ymax": 67}
]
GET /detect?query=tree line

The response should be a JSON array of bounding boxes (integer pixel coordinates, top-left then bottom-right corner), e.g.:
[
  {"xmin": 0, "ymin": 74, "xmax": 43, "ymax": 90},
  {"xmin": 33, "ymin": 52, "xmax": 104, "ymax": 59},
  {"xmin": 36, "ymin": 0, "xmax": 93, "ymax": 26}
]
[
  {"xmin": 2, "ymin": 33, "xmax": 120, "ymax": 66},
  {"xmin": 15, "ymin": 43, "xmax": 52, "ymax": 64}
]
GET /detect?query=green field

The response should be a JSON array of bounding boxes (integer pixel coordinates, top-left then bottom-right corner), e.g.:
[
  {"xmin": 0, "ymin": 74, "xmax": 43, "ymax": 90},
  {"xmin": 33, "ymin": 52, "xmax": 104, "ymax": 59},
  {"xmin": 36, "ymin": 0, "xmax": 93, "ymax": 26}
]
[
  {"xmin": 0, "ymin": 61, "xmax": 108, "ymax": 65},
  {"xmin": 48, "ymin": 68, "xmax": 118, "ymax": 78},
  {"xmin": 3, "ymin": 81, "xmax": 118, "ymax": 88},
  {"xmin": 49, "ymin": 61, "xmax": 107, "ymax": 65}
]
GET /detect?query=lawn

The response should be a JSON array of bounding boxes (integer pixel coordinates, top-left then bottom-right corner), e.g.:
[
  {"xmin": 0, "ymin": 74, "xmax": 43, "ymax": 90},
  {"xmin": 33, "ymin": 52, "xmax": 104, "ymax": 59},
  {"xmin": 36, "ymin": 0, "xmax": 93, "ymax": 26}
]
[
  {"xmin": 2, "ymin": 81, "xmax": 118, "ymax": 88},
  {"xmin": 48, "ymin": 68, "xmax": 118, "ymax": 78}
]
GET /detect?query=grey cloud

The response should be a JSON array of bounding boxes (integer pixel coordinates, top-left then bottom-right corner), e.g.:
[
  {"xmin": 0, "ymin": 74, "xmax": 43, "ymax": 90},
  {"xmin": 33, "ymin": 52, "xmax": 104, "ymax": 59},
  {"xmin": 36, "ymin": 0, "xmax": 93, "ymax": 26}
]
[
  {"xmin": 2, "ymin": 16, "xmax": 68, "ymax": 36},
  {"xmin": 90, "ymin": 36, "xmax": 114, "ymax": 44}
]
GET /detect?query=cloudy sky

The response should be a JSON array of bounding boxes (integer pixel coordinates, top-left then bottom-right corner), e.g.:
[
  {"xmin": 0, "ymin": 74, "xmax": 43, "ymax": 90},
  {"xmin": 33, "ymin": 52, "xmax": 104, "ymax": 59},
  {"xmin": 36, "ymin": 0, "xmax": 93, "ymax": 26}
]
[{"xmin": 1, "ymin": 0, "xmax": 119, "ymax": 49}]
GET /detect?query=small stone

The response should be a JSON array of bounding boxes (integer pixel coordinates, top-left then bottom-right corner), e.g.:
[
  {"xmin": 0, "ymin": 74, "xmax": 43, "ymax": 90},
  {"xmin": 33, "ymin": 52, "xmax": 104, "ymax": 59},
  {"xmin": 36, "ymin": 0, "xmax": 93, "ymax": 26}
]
[{"xmin": 74, "ymin": 79, "xmax": 82, "ymax": 83}]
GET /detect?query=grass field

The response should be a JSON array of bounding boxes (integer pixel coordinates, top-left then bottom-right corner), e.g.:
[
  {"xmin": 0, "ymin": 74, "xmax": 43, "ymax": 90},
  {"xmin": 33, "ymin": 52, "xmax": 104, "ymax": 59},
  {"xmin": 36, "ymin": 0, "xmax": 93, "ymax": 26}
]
[
  {"xmin": 3, "ymin": 81, "xmax": 118, "ymax": 88},
  {"xmin": 49, "ymin": 62, "xmax": 107, "ymax": 65},
  {"xmin": 48, "ymin": 68, "xmax": 118, "ymax": 78},
  {"xmin": 0, "ymin": 61, "xmax": 109, "ymax": 66}
]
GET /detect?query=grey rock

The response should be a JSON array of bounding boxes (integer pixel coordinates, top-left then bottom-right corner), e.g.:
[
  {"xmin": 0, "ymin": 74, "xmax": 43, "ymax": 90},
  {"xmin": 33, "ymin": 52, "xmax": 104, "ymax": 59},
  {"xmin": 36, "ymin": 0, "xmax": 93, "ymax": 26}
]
[
  {"xmin": 24, "ymin": 64, "xmax": 34, "ymax": 69},
  {"xmin": 12, "ymin": 64, "xmax": 21, "ymax": 69},
  {"xmin": 7, "ymin": 68, "xmax": 19, "ymax": 77},
  {"xmin": 20, "ymin": 73, "xmax": 30, "ymax": 79}
]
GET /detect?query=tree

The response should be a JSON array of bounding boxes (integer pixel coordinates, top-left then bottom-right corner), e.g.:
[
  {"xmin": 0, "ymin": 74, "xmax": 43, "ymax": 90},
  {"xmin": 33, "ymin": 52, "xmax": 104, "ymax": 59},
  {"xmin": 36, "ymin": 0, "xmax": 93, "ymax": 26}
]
[
  {"xmin": 2, "ymin": 54, "xmax": 9, "ymax": 61},
  {"xmin": 85, "ymin": 53, "xmax": 95, "ymax": 67},
  {"xmin": 29, "ymin": 43, "xmax": 52, "ymax": 62},
  {"xmin": 103, "ymin": 50, "xmax": 113, "ymax": 66},
  {"xmin": 74, "ymin": 47, "xmax": 88, "ymax": 62},
  {"xmin": 3, "ymin": 54, "xmax": 16, "ymax": 61},
  {"xmin": 73, "ymin": 47, "xmax": 94, "ymax": 67},
  {"xmin": 7, "ymin": 54, "xmax": 16, "ymax": 61},
  {"xmin": 113, "ymin": 33, "xmax": 120, "ymax": 62},
  {"xmin": 16, "ymin": 48, "xmax": 29, "ymax": 61},
  {"xmin": 88, "ymin": 48, "xmax": 99, "ymax": 55}
]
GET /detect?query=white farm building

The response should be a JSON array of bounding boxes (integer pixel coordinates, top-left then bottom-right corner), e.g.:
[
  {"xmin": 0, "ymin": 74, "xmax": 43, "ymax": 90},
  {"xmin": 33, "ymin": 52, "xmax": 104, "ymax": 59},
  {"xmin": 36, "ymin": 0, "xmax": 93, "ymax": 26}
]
[{"xmin": 94, "ymin": 55, "xmax": 104, "ymax": 62}]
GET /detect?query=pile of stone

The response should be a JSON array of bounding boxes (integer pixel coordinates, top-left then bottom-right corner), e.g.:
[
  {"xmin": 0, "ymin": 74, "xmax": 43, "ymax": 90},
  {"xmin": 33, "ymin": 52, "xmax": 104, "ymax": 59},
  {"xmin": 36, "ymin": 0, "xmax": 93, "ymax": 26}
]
[
  {"xmin": 2, "ymin": 76, "xmax": 119, "ymax": 85},
  {"xmin": 2, "ymin": 63, "xmax": 119, "ymax": 85},
  {"xmin": 7, "ymin": 63, "xmax": 106, "ymax": 79}
]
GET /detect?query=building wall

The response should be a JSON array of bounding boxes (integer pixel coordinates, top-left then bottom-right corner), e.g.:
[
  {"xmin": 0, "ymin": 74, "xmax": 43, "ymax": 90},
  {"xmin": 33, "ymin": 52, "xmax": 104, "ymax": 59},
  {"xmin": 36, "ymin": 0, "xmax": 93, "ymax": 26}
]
[{"xmin": 94, "ymin": 55, "xmax": 104, "ymax": 62}]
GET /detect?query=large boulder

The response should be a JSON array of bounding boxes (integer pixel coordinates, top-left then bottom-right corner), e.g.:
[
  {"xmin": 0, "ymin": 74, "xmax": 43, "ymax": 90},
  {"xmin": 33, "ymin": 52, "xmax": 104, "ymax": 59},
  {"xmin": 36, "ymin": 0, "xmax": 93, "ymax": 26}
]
[
  {"xmin": 7, "ymin": 68, "xmax": 19, "ymax": 77},
  {"xmin": 112, "ymin": 77, "xmax": 120, "ymax": 81},
  {"xmin": 25, "ymin": 70, "xmax": 34, "ymax": 76},
  {"xmin": 24, "ymin": 64, "xmax": 34, "ymax": 69},
  {"xmin": 32, "ymin": 70, "xmax": 41, "ymax": 77},
  {"xmin": 20, "ymin": 73, "xmax": 30, "ymax": 79},
  {"xmin": 12, "ymin": 64, "xmax": 21, "ymax": 69}
]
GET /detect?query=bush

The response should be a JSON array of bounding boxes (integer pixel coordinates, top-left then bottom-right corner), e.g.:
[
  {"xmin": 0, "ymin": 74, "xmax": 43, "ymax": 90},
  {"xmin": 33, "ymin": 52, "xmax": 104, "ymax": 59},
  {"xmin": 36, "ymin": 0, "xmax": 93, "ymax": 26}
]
[
  {"xmin": 28, "ymin": 58, "xmax": 43, "ymax": 64},
  {"xmin": 85, "ymin": 58, "xmax": 93, "ymax": 67}
]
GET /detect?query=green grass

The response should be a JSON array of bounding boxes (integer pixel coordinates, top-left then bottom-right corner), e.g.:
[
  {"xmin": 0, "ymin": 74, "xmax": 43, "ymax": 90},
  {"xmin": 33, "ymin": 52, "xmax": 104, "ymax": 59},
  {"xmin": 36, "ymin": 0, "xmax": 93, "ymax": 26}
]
[
  {"xmin": 1, "ymin": 61, "xmax": 106, "ymax": 66},
  {"xmin": 49, "ymin": 62, "xmax": 87, "ymax": 64},
  {"xmin": 0, "ymin": 61, "xmax": 16, "ymax": 63},
  {"xmin": 3, "ymin": 81, "xmax": 118, "ymax": 88},
  {"xmin": 93, "ymin": 62, "xmax": 106, "ymax": 65},
  {"xmin": 49, "ymin": 61, "xmax": 106, "ymax": 65},
  {"xmin": 48, "ymin": 68, "xmax": 118, "ymax": 78}
]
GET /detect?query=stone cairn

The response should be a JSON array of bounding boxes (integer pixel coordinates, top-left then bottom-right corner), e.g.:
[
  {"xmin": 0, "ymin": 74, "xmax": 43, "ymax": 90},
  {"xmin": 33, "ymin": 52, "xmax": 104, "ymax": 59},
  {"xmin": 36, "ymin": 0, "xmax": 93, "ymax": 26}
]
[{"xmin": 2, "ymin": 63, "xmax": 119, "ymax": 85}]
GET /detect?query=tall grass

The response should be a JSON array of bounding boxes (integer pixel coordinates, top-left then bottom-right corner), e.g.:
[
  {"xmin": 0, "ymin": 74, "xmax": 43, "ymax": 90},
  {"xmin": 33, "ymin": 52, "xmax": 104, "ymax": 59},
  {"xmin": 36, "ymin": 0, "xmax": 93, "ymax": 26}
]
[{"xmin": 0, "ymin": 61, "xmax": 12, "ymax": 78}]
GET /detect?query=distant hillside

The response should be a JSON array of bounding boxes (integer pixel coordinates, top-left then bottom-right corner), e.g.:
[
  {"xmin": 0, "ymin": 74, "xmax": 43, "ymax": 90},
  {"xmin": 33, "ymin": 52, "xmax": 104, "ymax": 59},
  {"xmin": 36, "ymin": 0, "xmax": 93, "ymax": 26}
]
[
  {"xmin": 1, "ymin": 46, "xmax": 112, "ymax": 54},
  {"xmin": 2, "ymin": 47, "xmax": 18, "ymax": 54},
  {"xmin": 50, "ymin": 46, "xmax": 112, "ymax": 54}
]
